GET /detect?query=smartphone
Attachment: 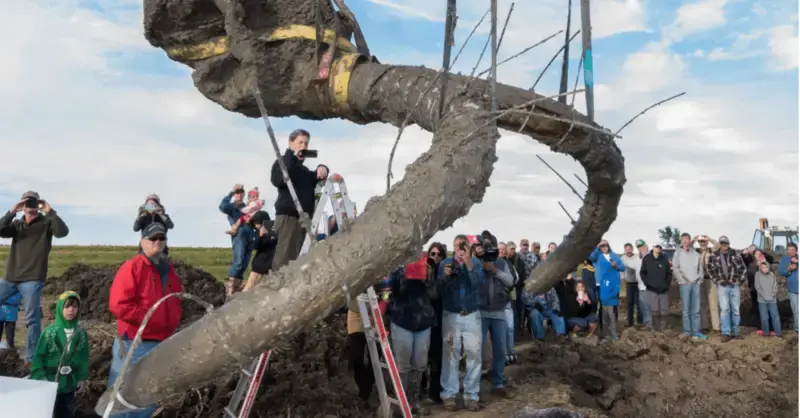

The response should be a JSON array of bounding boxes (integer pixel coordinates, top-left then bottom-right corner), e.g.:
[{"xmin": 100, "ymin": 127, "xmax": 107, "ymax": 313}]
[{"xmin": 24, "ymin": 197, "xmax": 39, "ymax": 209}]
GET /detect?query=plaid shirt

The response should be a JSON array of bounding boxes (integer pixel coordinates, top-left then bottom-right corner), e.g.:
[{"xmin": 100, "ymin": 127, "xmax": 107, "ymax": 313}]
[{"xmin": 520, "ymin": 251, "xmax": 539, "ymax": 276}]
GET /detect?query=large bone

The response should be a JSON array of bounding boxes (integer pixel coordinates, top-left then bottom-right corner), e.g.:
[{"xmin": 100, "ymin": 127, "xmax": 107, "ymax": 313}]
[{"xmin": 97, "ymin": 0, "xmax": 625, "ymax": 410}]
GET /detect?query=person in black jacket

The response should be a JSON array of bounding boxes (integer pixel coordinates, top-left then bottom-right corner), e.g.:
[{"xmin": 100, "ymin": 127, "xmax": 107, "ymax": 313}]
[
  {"xmin": 641, "ymin": 245, "xmax": 673, "ymax": 331},
  {"xmin": 564, "ymin": 281, "xmax": 598, "ymax": 336},
  {"xmin": 387, "ymin": 264, "xmax": 437, "ymax": 415},
  {"xmin": 243, "ymin": 211, "xmax": 278, "ymax": 292},
  {"xmin": 421, "ymin": 242, "xmax": 447, "ymax": 403},
  {"xmin": 270, "ymin": 129, "xmax": 329, "ymax": 271}
]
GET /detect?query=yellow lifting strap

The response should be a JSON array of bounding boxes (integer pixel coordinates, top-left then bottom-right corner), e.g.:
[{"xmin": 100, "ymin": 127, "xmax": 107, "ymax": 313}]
[{"xmin": 165, "ymin": 24, "xmax": 357, "ymax": 62}]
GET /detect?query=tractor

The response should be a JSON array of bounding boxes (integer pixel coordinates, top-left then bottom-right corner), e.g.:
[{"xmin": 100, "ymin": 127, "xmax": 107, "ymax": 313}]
[{"xmin": 752, "ymin": 218, "xmax": 798, "ymax": 261}]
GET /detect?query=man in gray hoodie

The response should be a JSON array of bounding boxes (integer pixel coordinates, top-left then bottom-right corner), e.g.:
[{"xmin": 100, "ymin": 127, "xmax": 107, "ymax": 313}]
[
  {"xmin": 673, "ymin": 232, "xmax": 707, "ymax": 340},
  {"xmin": 620, "ymin": 243, "xmax": 643, "ymax": 327}
]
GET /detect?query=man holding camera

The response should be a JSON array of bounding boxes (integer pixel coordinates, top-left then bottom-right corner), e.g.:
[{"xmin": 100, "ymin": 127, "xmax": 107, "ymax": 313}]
[
  {"xmin": 0, "ymin": 191, "xmax": 69, "ymax": 362},
  {"xmin": 437, "ymin": 234, "xmax": 484, "ymax": 412},
  {"xmin": 477, "ymin": 232, "xmax": 515, "ymax": 399},
  {"xmin": 270, "ymin": 129, "xmax": 329, "ymax": 271}
]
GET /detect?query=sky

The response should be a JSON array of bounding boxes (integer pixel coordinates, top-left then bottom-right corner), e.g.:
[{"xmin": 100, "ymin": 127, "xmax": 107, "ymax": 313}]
[{"xmin": 0, "ymin": 0, "xmax": 797, "ymax": 251}]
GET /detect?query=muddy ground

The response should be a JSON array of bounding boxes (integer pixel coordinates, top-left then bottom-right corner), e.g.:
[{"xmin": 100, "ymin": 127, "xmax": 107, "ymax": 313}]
[{"xmin": 0, "ymin": 263, "xmax": 797, "ymax": 417}]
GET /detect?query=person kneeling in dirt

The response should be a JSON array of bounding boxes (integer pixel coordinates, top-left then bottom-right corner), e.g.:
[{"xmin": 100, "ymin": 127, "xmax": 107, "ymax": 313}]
[
  {"xmin": 437, "ymin": 234, "xmax": 484, "ymax": 412},
  {"xmin": 523, "ymin": 286, "xmax": 566, "ymax": 341},
  {"xmin": 386, "ymin": 261, "xmax": 438, "ymax": 415},
  {"xmin": 31, "ymin": 291, "xmax": 89, "ymax": 418},
  {"xmin": 106, "ymin": 223, "xmax": 183, "ymax": 418},
  {"xmin": 564, "ymin": 281, "xmax": 598, "ymax": 337},
  {"xmin": 242, "ymin": 211, "xmax": 278, "ymax": 292}
]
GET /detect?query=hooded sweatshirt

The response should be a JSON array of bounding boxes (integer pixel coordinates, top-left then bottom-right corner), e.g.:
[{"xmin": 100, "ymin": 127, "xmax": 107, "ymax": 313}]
[
  {"xmin": 754, "ymin": 270, "xmax": 778, "ymax": 303},
  {"xmin": 640, "ymin": 251, "xmax": 672, "ymax": 294},
  {"xmin": 30, "ymin": 291, "xmax": 89, "ymax": 393},
  {"xmin": 620, "ymin": 254, "xmax": 640, "ymax": 284},
  {"xmin": 779, "ymin": 255, "xmax": 799, "ymax": 295},
  {"xmin": 589, "ymin": 247, "xmax": 625, "ymax": 306},
  {"xmin": 672, "ymin": 246, "xmax": 702, "ymax": 285}
]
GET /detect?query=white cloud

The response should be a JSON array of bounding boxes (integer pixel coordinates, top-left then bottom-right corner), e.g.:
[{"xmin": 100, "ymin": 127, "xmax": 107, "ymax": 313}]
[
  {"xmin": 768, "ymin": 24, "xmax": 799, "ymax": 71},
  {"xmin": 0, "ymin": 0, "xmax": 796, "ymax": 254},
  {"xmin": 665, "ymin": 0, "xmax": 730, "ymax": 42}
]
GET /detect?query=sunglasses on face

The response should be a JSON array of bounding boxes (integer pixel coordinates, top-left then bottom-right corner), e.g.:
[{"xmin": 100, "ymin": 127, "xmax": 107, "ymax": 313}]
[
  {"xmin": 430, "ymin": 252, "xmax": 441, "ymax": 257},
  {"xmin": 147, "ymin": 235, "xmax": 166, "ymax": 242}
]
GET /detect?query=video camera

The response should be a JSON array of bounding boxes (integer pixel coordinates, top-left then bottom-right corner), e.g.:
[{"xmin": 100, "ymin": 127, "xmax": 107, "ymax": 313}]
[
  {"xmin": 297, "ymin": 149, "xmax": 318, "ymax": 159},
  {"xmin": 478, "ymin": 230, "xmax": 499, "ymax": 263}
]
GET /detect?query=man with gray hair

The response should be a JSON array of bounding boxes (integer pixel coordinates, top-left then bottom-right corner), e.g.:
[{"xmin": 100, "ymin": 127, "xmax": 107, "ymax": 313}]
[{"xmin": 0, "ymin": 191, "xmax": 69, "ymax": 362}]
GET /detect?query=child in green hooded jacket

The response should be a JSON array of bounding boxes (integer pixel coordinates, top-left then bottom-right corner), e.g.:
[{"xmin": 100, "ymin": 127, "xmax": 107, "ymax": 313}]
[{"xmin": 30, "ymin": 290, "xmax": 90, "ymax": 418}]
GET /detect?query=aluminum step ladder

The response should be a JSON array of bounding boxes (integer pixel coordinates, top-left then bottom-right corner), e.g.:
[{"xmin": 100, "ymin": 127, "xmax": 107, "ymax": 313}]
[
  {"xmin": 223, "ymin": 174, "xmax": 357, "ymax": 418},
  {"xmin": 358, "ymin": 287, "xmax": 412, "ymax": 418}
]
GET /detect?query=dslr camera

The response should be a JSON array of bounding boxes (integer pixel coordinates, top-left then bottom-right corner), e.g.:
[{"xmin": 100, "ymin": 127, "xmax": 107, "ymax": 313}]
[
  {"xmin": 24, "ymin": 196, "xmax": 41, "ymax": 210},
  {"xmin": 297, "ymin": 149, "xmax": 318, "ymax": 159},
  {"xmin": 478, "ymin": 230, "xmax": 499, "ymax": 263}
]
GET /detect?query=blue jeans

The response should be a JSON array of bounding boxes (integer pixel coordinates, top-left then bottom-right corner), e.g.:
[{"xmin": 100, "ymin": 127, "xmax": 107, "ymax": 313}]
[
  {"xmin": 440, "ymin": 311, "xmax": 481, "ymax": 401},
  {"xmin": 107, "ymin": 338, "xmax": 160, "ymax": 417},
  {"xmin": 758, "ymin": 301, "xmax": 782, "ymax": 336},
  {"xmin": 717, "ymin": 284, "xmax": 741, "ymax": 336},
  {"xmin": 626, "ymin": 282, "xmax": 643, "ymax": 326},
  {"xmin": 790, "ymin": 293, "xmax": 798, "ymax": 332},
  {"xmin": 481, "ymin": 315, "xmax": 507, "ymax": 388},
  {"xmin": 228, "ymin": 236, "xmax": 253, "ymax": 279},
  {"xmin": 504, "ymin": 305, "xmax": 515, "ymax": 355},
  {"xmin": 0, "ymin": 279, "xmax": 43, "ymax": 362},
  {"xmin": 680, "ymin": 281, "xmax": 702, "ymax": 335},
  {"xmin": 638, "ymin": 289, "xmax": 653, "ymax": 327},
  {"xmin": 529, "ymin": 308, "xmax": 566, "ymax": 339},
  {"xmin": 567, "ymin": 313, "xmax": 599, "ymax": 331},
  {"xmin": 390, "ymin": 323, "xmax": 430, "ymax": 373}
]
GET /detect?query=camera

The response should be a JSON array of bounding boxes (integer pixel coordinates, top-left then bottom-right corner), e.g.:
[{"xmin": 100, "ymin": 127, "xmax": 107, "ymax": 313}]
[
  {"xmin": 297, "ymin": 149, "xmax": 318, "ymax": 159},
  {"xmin": 478, "ymin": 230, "xmax": 499, "ymax": 263},
  {"xmin": 24, "ymin": 197, "xmax": 39, "ymax": 209}
]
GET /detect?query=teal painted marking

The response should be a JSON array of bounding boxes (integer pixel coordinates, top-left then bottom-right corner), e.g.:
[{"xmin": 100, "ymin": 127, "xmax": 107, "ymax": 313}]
[{"xmin": 583, "ymin": 49, "xmax": 594, "ymax": 88}]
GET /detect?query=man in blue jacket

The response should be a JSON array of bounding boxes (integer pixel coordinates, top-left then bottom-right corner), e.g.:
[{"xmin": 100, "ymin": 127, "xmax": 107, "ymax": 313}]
[
  {"xmin": 437, "ymin": 234, "xmax": 484, "ymax": 412},
  {"xmin": 589, "ymin": 240, "xmax": 625, "ymax": 340},
  {"xmin": 778, "ymin": 243, "xmax": 798, "ymax": 332},
  {"xmin": 219, "ymin": 184, "xmax": 255, "ymax": 296}
]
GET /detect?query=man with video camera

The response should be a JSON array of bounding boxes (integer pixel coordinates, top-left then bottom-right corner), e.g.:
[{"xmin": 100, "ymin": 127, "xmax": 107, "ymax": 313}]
[
  {"xmin": 0, "ymin": 191, "xmax": 69, "ymax": 362},
  {"xmin": 270, "ymin": 129, "xmax": 329, "ymax": 271},
  {"xmin": 475, "ymin": 231, "xmax": 515, "ymax": 399}
]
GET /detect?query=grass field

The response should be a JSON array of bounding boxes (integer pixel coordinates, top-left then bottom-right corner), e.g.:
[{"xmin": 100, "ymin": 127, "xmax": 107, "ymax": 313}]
[{"xmin": 0, "ymin": 245, "xmax": 238, "ymax": 281}]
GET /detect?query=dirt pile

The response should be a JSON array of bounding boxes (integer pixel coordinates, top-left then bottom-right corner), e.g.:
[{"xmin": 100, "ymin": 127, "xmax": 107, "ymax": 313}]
[
  {"xmin": 510, "ymin": 328, "xmax": 798, "ymax": 418},
  {"xmin": 42, "ymin": 259, "xmax": 225, "ymax": 324}
]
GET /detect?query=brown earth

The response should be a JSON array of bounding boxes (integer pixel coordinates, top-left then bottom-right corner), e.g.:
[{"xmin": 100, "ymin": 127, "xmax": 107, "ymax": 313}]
[{"xmin": 1, "ymin": 263, "xmax": 797, "ymax": 417}]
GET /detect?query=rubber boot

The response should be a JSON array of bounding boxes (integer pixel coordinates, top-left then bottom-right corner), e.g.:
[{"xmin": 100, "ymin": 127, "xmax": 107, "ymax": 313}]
[{"xmin": 408, "ymin": 370, "xmax": 428, "ymax": 415}]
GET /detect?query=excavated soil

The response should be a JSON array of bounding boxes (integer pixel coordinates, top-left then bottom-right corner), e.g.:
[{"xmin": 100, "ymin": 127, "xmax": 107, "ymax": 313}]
[{"xmin": 1, "ymin": 262, "xmax": 797, "ymax": 417}]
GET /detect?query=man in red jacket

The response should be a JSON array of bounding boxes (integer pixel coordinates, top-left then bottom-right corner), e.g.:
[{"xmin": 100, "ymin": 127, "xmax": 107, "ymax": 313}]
[{"xmin": 105, "ymin": 223, "xmax": 183, "ymax": 417}]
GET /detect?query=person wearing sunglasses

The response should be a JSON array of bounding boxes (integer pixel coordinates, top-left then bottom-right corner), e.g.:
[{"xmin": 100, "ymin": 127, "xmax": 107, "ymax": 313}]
[
  {"xmin": 106, "ymin": 223, "xmax": 183, "ymax": 417},
  {"xmin": 421, "ymin": 242, "xmax": 447, "ymax": 404}
]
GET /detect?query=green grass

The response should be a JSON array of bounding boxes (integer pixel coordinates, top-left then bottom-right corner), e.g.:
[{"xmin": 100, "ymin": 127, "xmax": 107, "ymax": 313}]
[{"xmin": 0, "ymin": 245, "xmax": 241, "ymax": 281}]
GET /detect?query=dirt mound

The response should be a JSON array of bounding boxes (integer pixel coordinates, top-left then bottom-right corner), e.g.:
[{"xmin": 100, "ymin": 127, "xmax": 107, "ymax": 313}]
[
  {"xmin": 511, "ymin": 328, "xmax": 798, "ymax": 418},
  {"xmin": 42, "ymin": 259, "xmax": 225, "ymax": 324}
]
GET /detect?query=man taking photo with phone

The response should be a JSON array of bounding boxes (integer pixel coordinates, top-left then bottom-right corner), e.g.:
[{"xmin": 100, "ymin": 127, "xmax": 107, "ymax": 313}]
[
  {"xmin": 0, "ymin": 191, "xmax": 69, "ymax": 363},
  {"xmin": 271, "ymin": 129, "xmax": 329, "ymax": 271}
]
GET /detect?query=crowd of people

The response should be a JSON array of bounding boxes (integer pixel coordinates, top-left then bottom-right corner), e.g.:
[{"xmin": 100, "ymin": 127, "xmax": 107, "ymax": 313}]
[
  {"xmin": 0, "ymin": 128, "xmax": 796, "ymax": 417},
  {"xmin": 347, "ymin": 232, "xmax": 799, "ymax": 414}
]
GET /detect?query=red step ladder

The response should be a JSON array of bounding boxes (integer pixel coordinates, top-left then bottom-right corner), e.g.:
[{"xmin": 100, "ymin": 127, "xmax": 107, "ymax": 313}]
[{"xmin": 358, "ymin": 286, "xmax": 413, "ymax": 418}]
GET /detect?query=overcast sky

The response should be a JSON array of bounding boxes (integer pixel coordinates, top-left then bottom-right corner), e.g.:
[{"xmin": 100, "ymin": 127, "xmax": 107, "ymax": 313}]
[{"xmin": 0, "ymin": 0, "xmax": 797, "ymax": 250}]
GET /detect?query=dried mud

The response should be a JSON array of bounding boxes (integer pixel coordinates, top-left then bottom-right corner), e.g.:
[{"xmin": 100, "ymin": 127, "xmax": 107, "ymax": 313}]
[{"xmin": 2, "ymin": 262, "xmax": 797, "ymax": 418}]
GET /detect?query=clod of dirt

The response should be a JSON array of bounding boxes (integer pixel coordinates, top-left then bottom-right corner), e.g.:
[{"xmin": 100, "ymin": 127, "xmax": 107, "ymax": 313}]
[
  {"xmin": 42, "ymin": 259, "xmax": 225, "ymax": 324},
  {"xmin": 511, "ymin": 406, "xmax": 586, "ymax": 417},
  {"xmin": 0, "ymin": 348, "xmax": 24, "ymax": 377}
]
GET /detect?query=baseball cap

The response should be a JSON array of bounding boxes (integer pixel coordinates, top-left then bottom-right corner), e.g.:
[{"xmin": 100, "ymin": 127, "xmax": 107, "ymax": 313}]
[
  {"xmin": 653, "ymin": 244, "xmax": 663, "ymax": 249},
  {"xmin": 507, "ymin": 241, "xmax": 517, "ymax": 249},
  {"xmin": 21, "ymin": 191, "xmax": 39, "ymax": 200},
  {"xmin": 719, "ymin": 236, "xmax": 730, "ymax": 244},
  {"xmin": 635, "ymin": 239, "xmax": 646, "ymax": 248},
  {"xmin": 681, "ymin": 232, "xmax": 691, "ymax": 238},
  {"xmin": 145, "ymin": 193, "xmax": 160, "ymax": 204},
  {"xmin": 142, "ymin": 223, "xmax": 167, "ymax": 239}
]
